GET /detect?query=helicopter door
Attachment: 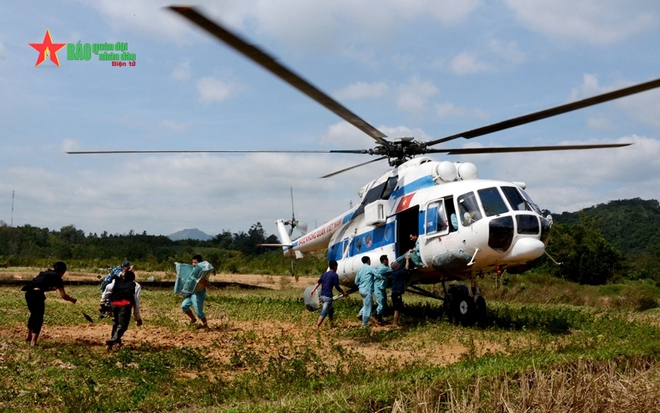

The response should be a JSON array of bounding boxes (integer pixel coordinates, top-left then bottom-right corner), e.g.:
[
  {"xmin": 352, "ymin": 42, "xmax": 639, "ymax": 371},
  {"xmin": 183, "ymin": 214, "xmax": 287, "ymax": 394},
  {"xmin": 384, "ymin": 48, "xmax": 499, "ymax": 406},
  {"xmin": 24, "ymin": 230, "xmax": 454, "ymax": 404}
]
[{"xmin": 396, "ymin": 205, "xmax": 419, "ymax": 257}]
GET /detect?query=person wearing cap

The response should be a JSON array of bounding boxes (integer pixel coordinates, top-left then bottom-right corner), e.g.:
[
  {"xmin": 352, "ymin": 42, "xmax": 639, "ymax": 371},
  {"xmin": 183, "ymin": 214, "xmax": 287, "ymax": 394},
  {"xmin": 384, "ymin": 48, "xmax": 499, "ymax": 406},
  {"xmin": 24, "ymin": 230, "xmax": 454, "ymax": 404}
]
[
  {"xmin": 99, "ymin": 261, "xmax": 133, "ymax": 317},
  {"xmin": 101, "ymin": 270, "xmax": 143, "ymax": 351},
  {"xmin": 22, "ymin": 261, "xmax": 77, "ymax": 346}
]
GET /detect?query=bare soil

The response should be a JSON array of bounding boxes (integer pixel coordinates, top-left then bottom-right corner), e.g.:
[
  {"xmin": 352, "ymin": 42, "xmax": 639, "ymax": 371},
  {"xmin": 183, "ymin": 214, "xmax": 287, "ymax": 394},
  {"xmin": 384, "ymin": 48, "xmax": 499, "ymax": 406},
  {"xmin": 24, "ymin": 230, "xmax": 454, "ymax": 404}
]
[{"xmin": 2, "ymin": 270, "xmax": 503, "ymax": 367}]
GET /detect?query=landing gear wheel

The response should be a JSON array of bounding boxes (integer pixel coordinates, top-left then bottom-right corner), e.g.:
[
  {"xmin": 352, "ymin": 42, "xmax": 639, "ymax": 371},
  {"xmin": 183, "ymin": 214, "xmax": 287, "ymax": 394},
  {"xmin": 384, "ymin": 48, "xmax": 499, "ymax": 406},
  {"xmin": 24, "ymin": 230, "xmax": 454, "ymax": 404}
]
[
  {"xmin": 474, "ymin": 295, "xmax": 487, "ymax": 326},
  {"xmin": 444, "ymin": 285, "xmax": 476, "ymax": 326}
]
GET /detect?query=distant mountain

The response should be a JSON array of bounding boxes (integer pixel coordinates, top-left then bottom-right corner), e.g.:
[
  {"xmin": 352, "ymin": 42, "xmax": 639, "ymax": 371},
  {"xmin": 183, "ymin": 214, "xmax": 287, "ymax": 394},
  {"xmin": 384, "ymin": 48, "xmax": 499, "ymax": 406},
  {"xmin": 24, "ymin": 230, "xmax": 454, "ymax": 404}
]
[
  {"xmin": 550, "ymin": 198, "xmax": 660, "ymax": 256},
  {"xmin": 168, "ymin": 228, "xmax": 213, "ymax": 241}
]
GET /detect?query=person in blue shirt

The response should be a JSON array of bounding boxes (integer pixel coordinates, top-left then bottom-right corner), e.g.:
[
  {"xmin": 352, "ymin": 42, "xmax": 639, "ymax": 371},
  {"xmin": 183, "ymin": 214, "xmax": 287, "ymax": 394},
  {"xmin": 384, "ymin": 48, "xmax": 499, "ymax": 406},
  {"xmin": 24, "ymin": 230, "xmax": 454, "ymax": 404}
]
[
  {"xmin": 374, "ymin": 255, "xmax": 392, "ymax": 325},
  {"xmin": 354, "ymin": 256, "xmax": 377, "ymax": 326},
  {"xmin": 310, "ymin": 260, "xmax": 348, "ymax": 328}
]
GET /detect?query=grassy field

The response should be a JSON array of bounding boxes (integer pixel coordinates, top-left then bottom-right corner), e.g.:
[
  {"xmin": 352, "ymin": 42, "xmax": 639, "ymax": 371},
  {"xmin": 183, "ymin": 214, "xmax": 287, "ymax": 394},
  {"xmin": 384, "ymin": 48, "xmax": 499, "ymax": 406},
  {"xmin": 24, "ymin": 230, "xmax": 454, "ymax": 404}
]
[{"xmin": 1, "ymin": 272, "xmax": 660, "ymax": 412}]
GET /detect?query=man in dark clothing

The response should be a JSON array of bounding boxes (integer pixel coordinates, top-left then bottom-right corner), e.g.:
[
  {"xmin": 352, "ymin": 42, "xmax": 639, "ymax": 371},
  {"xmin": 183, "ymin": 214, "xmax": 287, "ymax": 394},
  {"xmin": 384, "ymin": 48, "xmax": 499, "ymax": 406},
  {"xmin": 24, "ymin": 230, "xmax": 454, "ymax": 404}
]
[
  {"xmin": 23, "ymin": 261, "xmax": 77, "ymax": 346},
  {"xmin": 310, "ymin": 260, "xmax": 348, "ymax": 328},
  {"xmin": 101, "ymin": 270, "xmax": 143, "ymax": 351},
  {"xmin": 391, "ymin": 256, "xmax": 411, "ymax": 328}
]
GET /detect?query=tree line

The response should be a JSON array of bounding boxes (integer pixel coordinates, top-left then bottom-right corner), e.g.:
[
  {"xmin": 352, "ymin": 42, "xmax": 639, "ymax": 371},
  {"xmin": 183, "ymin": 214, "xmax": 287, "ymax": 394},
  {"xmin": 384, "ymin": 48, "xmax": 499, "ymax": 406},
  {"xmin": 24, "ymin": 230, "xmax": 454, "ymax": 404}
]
[
  {"xmin": 0, "ymin": 221, "xmax": 326, "ymax": 276},
  {"xmin": 1, "ymin": 198, "xmax": 659, "ymax": 284}
]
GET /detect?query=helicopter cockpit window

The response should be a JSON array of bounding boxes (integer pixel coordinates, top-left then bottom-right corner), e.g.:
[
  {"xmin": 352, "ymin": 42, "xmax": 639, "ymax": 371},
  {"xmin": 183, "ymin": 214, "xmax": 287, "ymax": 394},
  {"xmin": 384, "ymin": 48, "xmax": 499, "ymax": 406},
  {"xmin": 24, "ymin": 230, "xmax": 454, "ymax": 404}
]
[
  {"xmin": 425, "ymin": 200, "xmax": 448, "ymax": 235},
  {"xmin": 457, "ymin": 192, "xmax": 483, "ymax": 226},
  {"xmin": 477, "ymin": 187, "xmax": 509, "ymax": 217},
  {"xmin": 519, "ymin": 189, "xmax": 542, "ymax": 215},
  {"xmin": 501, "ymin": 186, "xmax": 530, "ymax": 211}
]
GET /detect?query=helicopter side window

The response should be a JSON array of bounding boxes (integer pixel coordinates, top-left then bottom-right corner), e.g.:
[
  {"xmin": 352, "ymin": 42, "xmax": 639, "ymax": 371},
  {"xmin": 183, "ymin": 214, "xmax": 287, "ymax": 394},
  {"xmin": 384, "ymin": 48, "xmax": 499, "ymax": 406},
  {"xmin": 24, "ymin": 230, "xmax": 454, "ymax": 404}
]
[
  {"xmin": 425, "ymin": 200, "xmax": 448, "ymax": 235},
  {"xmin": 478, "ymin": 187, "xmax": 509, "ymax": 217},
  {"xmin": 501, "ymin": 186, "xmax": 530, "ymax": 211},
  {"xmin": 457, "ymin": 192, "xmax": 483, "ymax": 226}
]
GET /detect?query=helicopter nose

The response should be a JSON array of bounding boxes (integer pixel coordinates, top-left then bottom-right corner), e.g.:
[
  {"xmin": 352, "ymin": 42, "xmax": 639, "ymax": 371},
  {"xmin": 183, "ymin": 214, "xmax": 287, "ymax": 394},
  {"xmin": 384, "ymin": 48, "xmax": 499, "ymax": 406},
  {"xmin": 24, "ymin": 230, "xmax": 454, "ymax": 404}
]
[{"xmin": 505, "ymin": 237, "xmax": 545, "ymax": 262}]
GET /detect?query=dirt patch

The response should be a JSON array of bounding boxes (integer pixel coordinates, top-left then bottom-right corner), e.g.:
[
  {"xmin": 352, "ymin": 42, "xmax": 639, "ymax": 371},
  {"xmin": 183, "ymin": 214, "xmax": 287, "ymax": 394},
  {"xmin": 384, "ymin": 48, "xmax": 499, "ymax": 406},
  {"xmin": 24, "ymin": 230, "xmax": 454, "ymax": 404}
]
[{"xmin": 1, "ymin": 317, "xmax": 505, "ymax": 369}]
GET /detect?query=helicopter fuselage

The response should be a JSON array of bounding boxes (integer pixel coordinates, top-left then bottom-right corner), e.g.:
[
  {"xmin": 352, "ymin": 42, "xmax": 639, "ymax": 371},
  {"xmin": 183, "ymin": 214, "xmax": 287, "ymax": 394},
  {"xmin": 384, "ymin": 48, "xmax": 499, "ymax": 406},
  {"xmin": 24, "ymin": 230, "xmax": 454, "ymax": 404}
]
[{"xmin": 277, "ymin": 157, "xmax": 551, "ymax": 288}]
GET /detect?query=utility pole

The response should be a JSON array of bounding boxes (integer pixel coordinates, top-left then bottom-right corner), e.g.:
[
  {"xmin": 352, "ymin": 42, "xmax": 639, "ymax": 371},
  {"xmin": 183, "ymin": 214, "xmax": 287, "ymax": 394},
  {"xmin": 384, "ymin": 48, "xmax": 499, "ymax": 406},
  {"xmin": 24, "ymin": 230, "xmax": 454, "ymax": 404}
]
[{"xmin": 11, "ymin": 190, "xmax": 14, "ymax": 227}]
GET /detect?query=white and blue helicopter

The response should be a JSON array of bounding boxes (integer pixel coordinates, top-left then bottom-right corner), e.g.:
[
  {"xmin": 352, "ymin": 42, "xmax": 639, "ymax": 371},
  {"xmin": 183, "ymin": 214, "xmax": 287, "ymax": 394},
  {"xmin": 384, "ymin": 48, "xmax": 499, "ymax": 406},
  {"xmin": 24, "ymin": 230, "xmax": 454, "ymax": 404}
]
[{"xmin": 69, "ymin": 6, "xmax": 660, "ymax": 324}]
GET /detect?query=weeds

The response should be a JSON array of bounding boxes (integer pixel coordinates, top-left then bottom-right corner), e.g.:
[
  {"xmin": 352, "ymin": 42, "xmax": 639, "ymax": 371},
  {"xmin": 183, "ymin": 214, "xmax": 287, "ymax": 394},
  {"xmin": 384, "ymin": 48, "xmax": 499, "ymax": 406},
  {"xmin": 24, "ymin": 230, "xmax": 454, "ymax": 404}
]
[{"xmin": 2, "ymin": 275, "xmax": 660, "ymax": 412}]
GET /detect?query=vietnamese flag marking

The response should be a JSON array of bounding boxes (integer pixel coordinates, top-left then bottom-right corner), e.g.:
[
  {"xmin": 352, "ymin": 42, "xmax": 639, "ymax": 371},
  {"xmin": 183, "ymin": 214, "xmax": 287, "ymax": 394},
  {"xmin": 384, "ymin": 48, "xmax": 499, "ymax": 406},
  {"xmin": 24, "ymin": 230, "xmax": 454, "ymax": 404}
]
[
  {"xmin": 395, "ymin": 193, "xmax": 416, "ymax": 213},
  {"xmin": 29, "ymin": 30, "xmax": 66, "ymax": 67}
]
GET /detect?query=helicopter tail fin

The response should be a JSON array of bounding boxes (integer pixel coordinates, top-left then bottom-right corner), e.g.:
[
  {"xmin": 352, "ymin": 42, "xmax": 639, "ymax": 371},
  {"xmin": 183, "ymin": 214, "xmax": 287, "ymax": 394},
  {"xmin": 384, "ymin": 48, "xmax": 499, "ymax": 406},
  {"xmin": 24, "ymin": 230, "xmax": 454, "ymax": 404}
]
[{"xmin": 275, "ymin": 219, "xmax": 295, "ymax": 256}]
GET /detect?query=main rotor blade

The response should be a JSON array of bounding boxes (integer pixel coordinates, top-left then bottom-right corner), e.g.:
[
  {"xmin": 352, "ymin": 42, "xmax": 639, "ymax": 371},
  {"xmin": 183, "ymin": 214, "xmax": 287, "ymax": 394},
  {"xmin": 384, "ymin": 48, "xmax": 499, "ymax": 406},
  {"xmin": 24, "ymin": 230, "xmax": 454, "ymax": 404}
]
[
  {"xmin": 67, "ymin": 150, "xmax": 338, "ymax": 155},
  {"xmin": 321, "ymin": 156, "xmax": 388, "ymax": 178},
  {"xmin": 426, "ymin": 77, "xmax": 660, "ymax": 147},
  {"xmin": 168, "ymin": 6, "xmax": 389, "ymax": 146},
  {"xmin": 425, "ymin": 142, "xmax": 631, "ymax": 155}
]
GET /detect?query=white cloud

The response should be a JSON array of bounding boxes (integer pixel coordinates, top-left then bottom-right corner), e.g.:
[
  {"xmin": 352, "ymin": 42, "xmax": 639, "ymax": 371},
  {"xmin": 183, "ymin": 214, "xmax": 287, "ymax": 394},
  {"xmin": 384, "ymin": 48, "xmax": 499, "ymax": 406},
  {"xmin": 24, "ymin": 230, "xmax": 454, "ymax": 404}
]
[
  {"xmin": 161, "ymin": 119, "xmax": 186, "ymax": 132},
  {"xmin": 197, "ymin": 76, "xmax": 233, "ymax": 104},
  {"xmin": 504, "ymin": 0, "xmax": 658, "ymax": 45},
  {"xmin": 450, "ymin": 51, "xmax": 493, "ymax": 75},
  {"xmin": 396, "ymin": 76, "xmax": 439, "ymax": 114},
  {"xmin": 486, "ymin": 135, "xmax": 660, "ymax": 213},
  {"xmin": 0, "ymin": 41, "xmax": 5, "ymax": 60},
  {"xmin": 488, "ymin": 39, "xmax": 527, "ymax": 65},
  {"xmin": 586, "ymin": 115, "xmax": 614, "ymax": 131},
  {"xmin": 568, "ymin": 74, "xmax": 660, "ymax": 129},
  {"xmin": 62, "ymin": 139, "xmax": 79, "ymax": 153},
  {"xmin": 435, "ymin": 102, "xmax": 467, "ymax": 119},
  {"xmin": 170, "ymin": 59, "xmax": 191, "ymax": 81},
  {"xmin": 334, "ymin": 82, "xmax": 389, "ymax": 101}
]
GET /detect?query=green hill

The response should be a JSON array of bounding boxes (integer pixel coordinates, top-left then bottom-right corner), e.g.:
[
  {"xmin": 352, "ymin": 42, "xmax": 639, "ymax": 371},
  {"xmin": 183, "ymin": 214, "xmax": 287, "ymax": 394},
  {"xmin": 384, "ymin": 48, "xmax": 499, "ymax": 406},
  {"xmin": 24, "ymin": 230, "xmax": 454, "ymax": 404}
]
[{"xmin": 550, "ymin": 198, "xmax": 660, "ymax": 257}]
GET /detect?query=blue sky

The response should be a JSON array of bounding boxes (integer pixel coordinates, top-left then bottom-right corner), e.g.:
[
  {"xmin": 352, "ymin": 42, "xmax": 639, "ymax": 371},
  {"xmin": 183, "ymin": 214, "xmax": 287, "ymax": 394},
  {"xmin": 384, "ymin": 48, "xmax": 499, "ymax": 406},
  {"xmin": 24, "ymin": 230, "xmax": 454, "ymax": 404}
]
[{"xmin": 1, "ymin": 0, "xmax": 659, "ymax": 237}]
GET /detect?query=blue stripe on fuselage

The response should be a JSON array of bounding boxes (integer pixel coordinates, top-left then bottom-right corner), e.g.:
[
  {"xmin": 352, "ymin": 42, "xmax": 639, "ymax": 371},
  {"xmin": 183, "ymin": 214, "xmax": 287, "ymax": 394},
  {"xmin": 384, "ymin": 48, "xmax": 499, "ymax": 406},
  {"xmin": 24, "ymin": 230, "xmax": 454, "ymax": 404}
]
[
  {"xmin": 390, "ymin": 175, "xmax": 435, "ymax": 200},
  {"xmin": 327, "ymin": 221, "xmax": 396, "ymax": 261}
]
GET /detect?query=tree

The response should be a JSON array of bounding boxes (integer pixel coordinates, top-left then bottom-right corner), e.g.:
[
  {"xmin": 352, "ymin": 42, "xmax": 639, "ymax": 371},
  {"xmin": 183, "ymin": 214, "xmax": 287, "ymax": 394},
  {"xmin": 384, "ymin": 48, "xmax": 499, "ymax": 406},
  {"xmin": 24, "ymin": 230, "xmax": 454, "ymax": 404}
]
[{"xmin": 545, "ymin": 214, "xmax": 624, "ymax": 285}]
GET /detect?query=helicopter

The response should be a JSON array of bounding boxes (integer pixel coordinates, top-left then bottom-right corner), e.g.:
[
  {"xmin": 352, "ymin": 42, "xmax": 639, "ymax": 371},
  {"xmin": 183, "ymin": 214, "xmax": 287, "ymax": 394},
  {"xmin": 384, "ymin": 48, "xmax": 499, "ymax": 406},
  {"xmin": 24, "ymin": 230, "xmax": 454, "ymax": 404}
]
[{"xmin": 68, "ymin": 6, "xmax": 660, "ymax": 324}]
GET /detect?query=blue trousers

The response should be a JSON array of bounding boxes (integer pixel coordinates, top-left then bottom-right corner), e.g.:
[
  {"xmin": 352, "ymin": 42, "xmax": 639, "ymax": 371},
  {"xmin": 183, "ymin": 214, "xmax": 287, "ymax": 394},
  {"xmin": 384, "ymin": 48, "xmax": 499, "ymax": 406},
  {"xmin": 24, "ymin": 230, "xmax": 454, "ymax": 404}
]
[
  {"xmin": 181, "ymin": 288, "xmax": 207, "ymax": 319},
  {"xmin": 375, "ymin": 288, "xmax": 387, "ymax": 315},
  {"xmin": 359, "ymin": 291, "xmax": 372, "ymax": 326}
]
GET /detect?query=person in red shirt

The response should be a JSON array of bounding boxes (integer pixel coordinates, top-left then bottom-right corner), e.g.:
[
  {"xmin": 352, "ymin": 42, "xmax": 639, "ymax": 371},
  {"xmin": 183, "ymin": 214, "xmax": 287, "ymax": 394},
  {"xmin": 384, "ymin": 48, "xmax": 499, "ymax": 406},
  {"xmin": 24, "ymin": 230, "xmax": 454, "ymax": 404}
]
[{"xmin": 101, "ymin": 270, "xmax": 143, "ymax": 351}]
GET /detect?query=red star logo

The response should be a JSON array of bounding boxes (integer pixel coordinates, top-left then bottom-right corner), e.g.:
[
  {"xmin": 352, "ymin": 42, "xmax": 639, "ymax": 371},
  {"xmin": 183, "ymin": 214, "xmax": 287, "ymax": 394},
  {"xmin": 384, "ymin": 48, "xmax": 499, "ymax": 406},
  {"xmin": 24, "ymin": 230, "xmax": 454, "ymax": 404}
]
[{"xmin": 29, "ymin": 30, "xmax": 66, "ymax": 67}]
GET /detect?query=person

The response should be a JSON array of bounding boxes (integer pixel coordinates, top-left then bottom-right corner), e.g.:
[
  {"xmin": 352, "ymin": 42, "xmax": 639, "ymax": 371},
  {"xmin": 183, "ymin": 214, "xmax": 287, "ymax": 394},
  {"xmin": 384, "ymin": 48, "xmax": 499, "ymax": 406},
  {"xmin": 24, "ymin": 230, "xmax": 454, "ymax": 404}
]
[
  {"xmin": 181, "ymin": 254, "xmax": 211, "ymax": 329},
  {"xmin": 391, "ymin": 256, "xmax": 411, "ymax": 328},
  {"xmin": 99, "ymin": 261, "xmax": 133, "ymax": 318},
  {"xmin": 101, "ymin": 270, "xmax": 142, "ymax": 351},
  {"xmin": 354, "ymin": 256, "xmax": 377, "ymax": 327},
  {"xmin": 393, "ymin": 233, "xmax": 423, "ymax": 270},
  {"xmin": 310, "ymin": 260, "xmax": 348, "ymax": 328},
  {"xmin": 22, "ymin": 262, "xmax": 77, "ymax": 346},
  {"xmin": 408, "ymin": 233, "xmax": 423, "ymax": 267},
  {"xmin": 374, "ymin": 255, "xmax": 392, "ymax": 325}
]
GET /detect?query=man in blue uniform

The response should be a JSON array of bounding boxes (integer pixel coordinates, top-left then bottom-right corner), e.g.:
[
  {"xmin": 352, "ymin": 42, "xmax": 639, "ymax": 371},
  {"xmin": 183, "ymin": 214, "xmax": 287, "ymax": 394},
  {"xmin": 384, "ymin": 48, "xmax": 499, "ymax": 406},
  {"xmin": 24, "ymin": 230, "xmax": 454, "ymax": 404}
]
[
  {"xmin": 310, "ymin": 260, "xmax": 348, "ymax": 328},
  {"xmin": 354, "ymin": 256, "xmax": 377, "ymax": 326},
  {"xmin": 374, "ymin": 255, "xmax": 392, "ymax": 325}
]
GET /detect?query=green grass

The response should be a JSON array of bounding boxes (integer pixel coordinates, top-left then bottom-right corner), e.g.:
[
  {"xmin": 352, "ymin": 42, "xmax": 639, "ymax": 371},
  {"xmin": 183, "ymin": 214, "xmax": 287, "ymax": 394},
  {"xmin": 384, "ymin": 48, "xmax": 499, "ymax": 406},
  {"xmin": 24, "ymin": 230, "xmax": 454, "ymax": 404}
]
[{"xmin": 2, "ymin": 275, "xmax": 660, "ymax": 412}]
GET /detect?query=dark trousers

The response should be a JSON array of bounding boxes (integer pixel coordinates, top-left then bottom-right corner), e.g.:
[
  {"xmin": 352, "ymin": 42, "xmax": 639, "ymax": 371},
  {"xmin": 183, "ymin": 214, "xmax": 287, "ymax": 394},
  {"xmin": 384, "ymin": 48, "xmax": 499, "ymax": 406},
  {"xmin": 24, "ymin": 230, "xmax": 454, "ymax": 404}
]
[
  {"xmin": 25, "ymin": 290, "xmax": 46, "ymax": 334},
  {"xmin": 109, "ymin": 304, "xmax": 132, "ymax": 344}
]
